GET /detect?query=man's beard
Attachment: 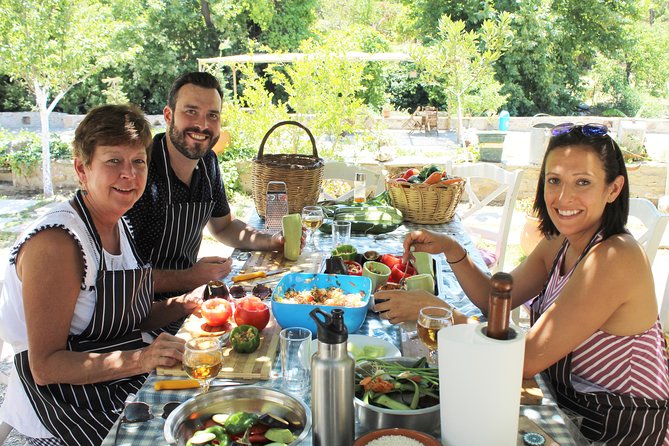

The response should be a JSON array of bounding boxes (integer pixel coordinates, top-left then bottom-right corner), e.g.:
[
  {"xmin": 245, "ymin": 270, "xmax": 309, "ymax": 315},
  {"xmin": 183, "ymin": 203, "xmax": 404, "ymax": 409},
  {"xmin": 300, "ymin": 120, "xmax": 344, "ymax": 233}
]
[{"xmin": 168, "ymin": 124, "xmax": 219, "ymax": 160}]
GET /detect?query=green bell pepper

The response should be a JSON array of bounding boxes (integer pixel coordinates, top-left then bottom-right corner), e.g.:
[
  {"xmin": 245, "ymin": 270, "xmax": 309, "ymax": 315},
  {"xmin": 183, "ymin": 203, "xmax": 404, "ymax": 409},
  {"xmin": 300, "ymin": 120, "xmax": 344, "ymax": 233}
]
[
  {"xmin": 204, "ymin": 425, "xmax": 230, "ymax": 445},
  {"xmin": 230, "ymin": 325, "xmax": 261, "ymax": 353},
  {"xmin": 224, "ymin": 411, "xmax": 260, "ymax": 435}
]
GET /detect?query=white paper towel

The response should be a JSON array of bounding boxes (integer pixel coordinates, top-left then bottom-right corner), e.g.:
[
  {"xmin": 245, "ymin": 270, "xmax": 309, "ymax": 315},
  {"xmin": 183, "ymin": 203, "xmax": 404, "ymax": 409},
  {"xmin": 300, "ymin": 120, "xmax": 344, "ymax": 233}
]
[{"xmin": 438, "ymin": 323, "xmax": 525, "ymax": 446}]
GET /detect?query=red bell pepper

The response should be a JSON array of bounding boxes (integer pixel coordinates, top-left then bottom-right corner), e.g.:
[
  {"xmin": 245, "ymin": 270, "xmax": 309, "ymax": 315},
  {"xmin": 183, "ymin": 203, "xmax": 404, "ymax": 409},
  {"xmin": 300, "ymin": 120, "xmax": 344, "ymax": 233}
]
[
  {"xmin": 402, "ymin": 168, "xmax": 420, "ymax": 181},
  {"xmin": 380, "ymin": 254, "xmax": 402, "ymax": 270},
  {"xmin": 390, "ymin": 263, "xmax": 416, "ymax": 283},
  {"xmin": 343, "ymin": 260, "xmax": 363, "ymax": 276}
]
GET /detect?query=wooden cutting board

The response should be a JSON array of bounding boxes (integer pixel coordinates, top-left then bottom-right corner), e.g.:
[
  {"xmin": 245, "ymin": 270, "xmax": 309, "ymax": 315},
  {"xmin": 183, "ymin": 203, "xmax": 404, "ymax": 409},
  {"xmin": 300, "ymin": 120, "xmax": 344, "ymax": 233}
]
[
  {"xmin": 233, "ymin": 249, "xmax": 325, "ymax": 285},
  {"xmin": 156, "ymin": 313, "xmax": 281, "ymax": 380}
]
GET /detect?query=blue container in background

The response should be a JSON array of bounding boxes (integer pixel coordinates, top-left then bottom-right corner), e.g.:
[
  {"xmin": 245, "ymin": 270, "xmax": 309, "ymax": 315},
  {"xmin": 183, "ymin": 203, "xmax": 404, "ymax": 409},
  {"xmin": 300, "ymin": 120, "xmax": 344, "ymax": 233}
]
[{"xmin": 499, "ymin": 110, "xmax": 510, "ymax": 131}]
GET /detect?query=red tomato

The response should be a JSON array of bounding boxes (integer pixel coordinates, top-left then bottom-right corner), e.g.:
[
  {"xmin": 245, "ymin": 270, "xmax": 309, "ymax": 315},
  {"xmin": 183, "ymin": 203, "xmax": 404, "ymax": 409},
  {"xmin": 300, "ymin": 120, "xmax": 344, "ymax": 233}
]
[
  {"xmin": 390, "ymin": 263, "xmax": 416, "ymax": 283},
  {"xmin": 234, "ymin": 296, "xmax": 270, "ymax": 331},
  {"xmin": 402, "ymin": 168, "xmax": 420, "ymax": 181},
  {"xmin": 343, "ymin": 260, "xmax": 363, "ymax": 276},
  {"xmin": 379, "ymin": 254, "xmax": 402, "ymax": 270},
  {"xmin": 200, "ymin": 298, "xmax": 232, "ymax": 326}
]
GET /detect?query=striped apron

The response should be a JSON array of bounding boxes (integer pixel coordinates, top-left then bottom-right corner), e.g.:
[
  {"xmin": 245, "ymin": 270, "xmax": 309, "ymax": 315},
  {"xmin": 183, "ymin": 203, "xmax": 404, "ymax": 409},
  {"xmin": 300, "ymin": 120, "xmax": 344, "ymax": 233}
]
[
  {"xmin": 14, "ymin": 191, "xmax": 153, "ymax": 446},
  {"xmin": 531, "ymin": 233, "xmax": 669, "ymax": 445}
]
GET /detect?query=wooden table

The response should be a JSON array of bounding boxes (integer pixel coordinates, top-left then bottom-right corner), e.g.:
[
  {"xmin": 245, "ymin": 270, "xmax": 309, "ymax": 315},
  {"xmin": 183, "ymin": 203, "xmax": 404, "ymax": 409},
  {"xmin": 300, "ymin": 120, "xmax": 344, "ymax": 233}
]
[{"xmin": 102, "ymin": 215, "xmax": 578, "ymax": 446}]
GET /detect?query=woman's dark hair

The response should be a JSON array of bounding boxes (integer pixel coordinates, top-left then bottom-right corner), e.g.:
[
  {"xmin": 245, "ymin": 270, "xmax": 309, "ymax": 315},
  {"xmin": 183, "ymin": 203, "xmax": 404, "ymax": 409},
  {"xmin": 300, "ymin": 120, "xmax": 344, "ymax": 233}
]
[
  {"xmin": 167, "ymin": 71, "xmax": 223, "ymax": 110},
  {"xmin": 73, "ymin": 104, "xmax": 152, "ymax": 166},
  {"xmin": 533, "ymin": 126, "xmax": 629, "ymax": 239}
]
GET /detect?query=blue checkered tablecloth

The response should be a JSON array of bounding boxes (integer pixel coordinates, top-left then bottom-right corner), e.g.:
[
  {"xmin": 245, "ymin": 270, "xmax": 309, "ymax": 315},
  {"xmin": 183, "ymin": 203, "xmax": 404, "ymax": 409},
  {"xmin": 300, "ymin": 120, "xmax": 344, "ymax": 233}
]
[{"xmin": 102, "ymin": 216, "xmax": 580, "ymax": 445}]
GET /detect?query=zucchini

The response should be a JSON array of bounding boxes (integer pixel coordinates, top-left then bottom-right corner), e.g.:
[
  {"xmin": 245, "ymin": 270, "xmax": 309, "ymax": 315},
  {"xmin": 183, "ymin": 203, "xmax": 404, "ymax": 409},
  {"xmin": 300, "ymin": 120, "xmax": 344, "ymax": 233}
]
[
  {"xmin": 282, "ymin": 213, "xmax": 302, "ymax": 261},
  {"xmin": 319, "ymin": 206, "xmax": 403, "ymax": 235}
]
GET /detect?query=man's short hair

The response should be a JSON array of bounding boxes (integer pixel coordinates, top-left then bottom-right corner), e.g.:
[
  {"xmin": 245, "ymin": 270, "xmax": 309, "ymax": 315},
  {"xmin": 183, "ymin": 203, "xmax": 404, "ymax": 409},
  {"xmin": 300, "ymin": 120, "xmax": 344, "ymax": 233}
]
[{"xmin": 167, "ymin": 72, "xmax": 223, "ymax": 110}]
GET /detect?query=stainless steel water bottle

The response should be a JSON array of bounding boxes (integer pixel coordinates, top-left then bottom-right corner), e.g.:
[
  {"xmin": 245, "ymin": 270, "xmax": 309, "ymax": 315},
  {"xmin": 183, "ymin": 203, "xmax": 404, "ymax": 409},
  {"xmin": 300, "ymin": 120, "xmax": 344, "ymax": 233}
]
[{"xmin": 309, "ymin": 308, "xmax": 354, "ymax": 446}]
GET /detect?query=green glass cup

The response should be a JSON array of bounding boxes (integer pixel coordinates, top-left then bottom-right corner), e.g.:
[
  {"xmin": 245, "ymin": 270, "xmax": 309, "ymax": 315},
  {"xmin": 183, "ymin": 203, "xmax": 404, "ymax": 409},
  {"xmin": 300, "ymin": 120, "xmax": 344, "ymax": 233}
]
[
  {"xmin": 362, "ymin": 261, "xmax": 391, "ymax": 292},
  {"xmin": 405, "ymin": 273, "xmax": 435, "ymax": 294}
]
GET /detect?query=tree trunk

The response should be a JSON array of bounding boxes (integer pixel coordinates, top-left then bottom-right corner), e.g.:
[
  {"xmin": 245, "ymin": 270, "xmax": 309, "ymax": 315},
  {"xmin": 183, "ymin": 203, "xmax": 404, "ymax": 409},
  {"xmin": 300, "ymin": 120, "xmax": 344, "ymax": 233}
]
[
  {"xmin": 34, "ymin": 82, "xmax": 54, "ymax": 198},
  {"xmin": 200, "ymin": 0, "xmax": 215, "ymax": 31},
  {"xmin": 456, "ymin": 93, "xmax": 464, "ymax": 145}
]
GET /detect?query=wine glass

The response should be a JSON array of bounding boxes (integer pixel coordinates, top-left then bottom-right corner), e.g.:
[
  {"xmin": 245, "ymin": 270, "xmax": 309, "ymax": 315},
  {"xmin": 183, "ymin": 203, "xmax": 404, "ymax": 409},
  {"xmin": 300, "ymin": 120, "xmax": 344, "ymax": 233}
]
[
  {"xmin": 183, "ymin": 337, "xmax": 223, "ymax": 393},
  {"xmin": 417, "ymin": 306, "xmax": 453, "ymax": 365},
  {"xmin": 301, "ymin": 206, "xmax": 324, "ymax": 252}
]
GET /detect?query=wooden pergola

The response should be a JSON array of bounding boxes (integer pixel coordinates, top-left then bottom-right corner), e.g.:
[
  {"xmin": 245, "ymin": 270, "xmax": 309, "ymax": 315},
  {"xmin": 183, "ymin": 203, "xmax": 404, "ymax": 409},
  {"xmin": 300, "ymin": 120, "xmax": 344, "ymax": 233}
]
[{"xmin": 197, "ymin": 51, "xmax": 411, "ymax": 98}]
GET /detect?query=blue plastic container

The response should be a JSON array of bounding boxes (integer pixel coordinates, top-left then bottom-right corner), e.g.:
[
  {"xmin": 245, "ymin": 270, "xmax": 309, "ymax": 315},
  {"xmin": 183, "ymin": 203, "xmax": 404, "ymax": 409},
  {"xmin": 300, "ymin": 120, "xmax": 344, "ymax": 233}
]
[
  {"xmin": 499, "ymin": 110, "xmax": 510, "ymax": 131},
  {"xmin": 272, "ymin": 273, "xmax": 372, "ymax": 334}
]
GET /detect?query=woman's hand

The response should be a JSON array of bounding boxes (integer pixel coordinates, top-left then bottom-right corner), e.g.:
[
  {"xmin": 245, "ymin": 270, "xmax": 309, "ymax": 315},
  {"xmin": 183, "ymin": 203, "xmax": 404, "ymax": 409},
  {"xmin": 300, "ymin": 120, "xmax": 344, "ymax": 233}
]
[
  {"xmin": 373, "ymin": 289, "xmax": 446, "ymax": 324},
  {"xmin": 403, "ymin": 230, "xmax": 456, "ymax": 262},
  {"xmin": 138, "ymin": 333, "xmax": 185, "ymax": 372},
  {"xmin": 173, "ymin": 284, "xmax": 206, "ymax": 317}
]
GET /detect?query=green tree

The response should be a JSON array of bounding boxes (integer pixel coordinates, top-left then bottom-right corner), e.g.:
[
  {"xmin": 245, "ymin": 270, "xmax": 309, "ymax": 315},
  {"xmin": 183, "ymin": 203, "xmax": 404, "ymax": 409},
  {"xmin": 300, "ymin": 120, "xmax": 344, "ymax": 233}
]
[
  {"xmin": 411, "ymin": 12, "xmax": 513, "ymax": 144},
  {"xmin": 269, "ymin": 33, "xmax": 371, "ymax": 157},
  {"xmin": 0, "ymin": 0, "xmax": 124, "ymax": 196}
]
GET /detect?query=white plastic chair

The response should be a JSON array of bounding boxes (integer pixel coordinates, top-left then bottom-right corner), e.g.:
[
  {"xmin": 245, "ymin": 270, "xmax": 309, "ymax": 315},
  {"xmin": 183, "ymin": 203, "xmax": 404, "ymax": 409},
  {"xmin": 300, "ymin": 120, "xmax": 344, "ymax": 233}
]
[
  {"xmin": 628, "ymin": 198, "xmax": 669, "ymax": 265},
  {"xmin": 0, "ymin": 422, "xmax": 13, "ymax": 444},
  {"xmin": 451, "ymin": 163, "xmax": 523, "ymax": 273},
  {"xmin": 321, "ymin": 162, "xmax": 386, "ymax": 202},
  {"xmin": 659, "ymin": 274, "xmax": 669, "ymax": 333}
]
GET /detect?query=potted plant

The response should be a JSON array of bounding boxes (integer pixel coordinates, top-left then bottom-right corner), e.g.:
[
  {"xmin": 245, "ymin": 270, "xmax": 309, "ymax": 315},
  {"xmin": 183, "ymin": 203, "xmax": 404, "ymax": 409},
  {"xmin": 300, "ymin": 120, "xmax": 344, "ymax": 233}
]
[
  {"xmin": 517, "ymin": 197, "xmax": 542, "ymax": 256},
  {"xmin": 382, "ymin": 103, "xmax": 393, "ymax": 119}
]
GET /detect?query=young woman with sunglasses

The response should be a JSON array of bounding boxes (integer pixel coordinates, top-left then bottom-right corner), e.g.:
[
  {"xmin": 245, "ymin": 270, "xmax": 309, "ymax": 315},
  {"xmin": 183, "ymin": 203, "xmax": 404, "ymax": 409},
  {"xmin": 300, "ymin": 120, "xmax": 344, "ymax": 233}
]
[{"xmin": 375, "ymin": 124, "xmax": 669, "ymax": 444}]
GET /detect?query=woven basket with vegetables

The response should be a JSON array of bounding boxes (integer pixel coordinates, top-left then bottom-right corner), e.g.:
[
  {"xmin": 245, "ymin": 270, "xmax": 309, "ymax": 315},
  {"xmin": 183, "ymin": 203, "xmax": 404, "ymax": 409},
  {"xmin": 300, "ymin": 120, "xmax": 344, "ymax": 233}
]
[{"xmin": 386, "ymin": 165, "xmax": 465, "ymax": 224}]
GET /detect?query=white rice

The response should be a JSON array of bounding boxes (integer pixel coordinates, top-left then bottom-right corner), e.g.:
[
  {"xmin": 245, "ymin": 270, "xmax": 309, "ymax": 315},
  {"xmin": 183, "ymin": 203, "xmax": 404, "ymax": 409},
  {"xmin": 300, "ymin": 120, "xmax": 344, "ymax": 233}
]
[{"xmin": 366, "ymin": 435, "xmax": 425, "ymax": 446}]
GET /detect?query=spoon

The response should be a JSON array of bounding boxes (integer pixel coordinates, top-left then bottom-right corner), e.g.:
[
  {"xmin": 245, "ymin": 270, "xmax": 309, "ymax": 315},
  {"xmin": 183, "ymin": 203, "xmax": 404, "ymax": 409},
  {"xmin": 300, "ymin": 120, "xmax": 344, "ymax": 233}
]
[{"xmin": 398, "ymin": 245, "xmax": 415, "ymax": 288}]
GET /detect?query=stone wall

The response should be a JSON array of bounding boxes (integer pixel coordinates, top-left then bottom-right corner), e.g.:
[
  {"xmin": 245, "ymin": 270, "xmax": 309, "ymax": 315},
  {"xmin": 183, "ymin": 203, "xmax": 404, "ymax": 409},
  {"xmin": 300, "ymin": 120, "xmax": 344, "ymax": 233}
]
[
  {"xmin": 492, "ymin": 162, "xmax": 667, "ymax": 204},
  {"xmin": 11, "ymin": 160, "xmax": 78, "ymax": 191}
]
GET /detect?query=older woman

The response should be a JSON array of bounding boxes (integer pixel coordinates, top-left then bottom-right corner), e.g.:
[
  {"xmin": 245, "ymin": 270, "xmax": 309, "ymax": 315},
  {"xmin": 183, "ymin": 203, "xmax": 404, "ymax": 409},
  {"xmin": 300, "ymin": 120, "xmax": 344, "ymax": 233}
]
[
  {"xmin": 0, "ymin": 104, "xmax": 198, "ymax": 446},
  {"xmin": 375, "ymin": 124, "xmax": 669, "ymax": 444}
]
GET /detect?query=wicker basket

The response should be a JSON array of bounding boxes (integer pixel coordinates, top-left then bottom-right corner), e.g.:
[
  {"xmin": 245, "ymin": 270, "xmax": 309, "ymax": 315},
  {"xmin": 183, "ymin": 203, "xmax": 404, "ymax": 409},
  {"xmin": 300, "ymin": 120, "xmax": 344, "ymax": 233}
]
[
  {"xmin": 252, "ymin": 121, "xmax": 324, "ymax": 218},
  {"xmin": 386, "ymin": 177, "xmax": 466, "ymax": 224}
]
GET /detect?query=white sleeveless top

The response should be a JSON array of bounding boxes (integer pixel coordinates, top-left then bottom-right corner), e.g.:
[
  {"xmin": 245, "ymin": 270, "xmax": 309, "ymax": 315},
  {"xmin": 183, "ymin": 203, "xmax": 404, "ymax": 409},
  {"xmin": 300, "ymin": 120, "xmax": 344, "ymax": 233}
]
[{"xmin": 0, "ymin": 201, "xmax": 141, "ymax": 438}]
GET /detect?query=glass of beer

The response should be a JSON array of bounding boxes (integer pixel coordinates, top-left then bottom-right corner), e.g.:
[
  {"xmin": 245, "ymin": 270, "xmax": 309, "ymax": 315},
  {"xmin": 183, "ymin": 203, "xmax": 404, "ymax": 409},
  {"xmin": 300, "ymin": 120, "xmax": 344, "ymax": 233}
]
[
  {"xmin": 183, "ymin": 337, "xmax": 223, "ymax": 393},
  {"xmin": 417, "ymin": 306, "xmax": 453, "ymax": 365},
  {"xmin": 301, "ymin": 206, "xmax": 324, "ymax": 252}
]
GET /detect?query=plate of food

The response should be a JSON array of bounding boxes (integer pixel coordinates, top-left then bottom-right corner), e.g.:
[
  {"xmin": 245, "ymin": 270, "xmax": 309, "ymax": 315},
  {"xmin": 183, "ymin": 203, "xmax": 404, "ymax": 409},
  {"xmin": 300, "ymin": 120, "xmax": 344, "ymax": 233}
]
[{"xmin": 311, "ymin": 334, "xmax": 400, "ymax": 360}]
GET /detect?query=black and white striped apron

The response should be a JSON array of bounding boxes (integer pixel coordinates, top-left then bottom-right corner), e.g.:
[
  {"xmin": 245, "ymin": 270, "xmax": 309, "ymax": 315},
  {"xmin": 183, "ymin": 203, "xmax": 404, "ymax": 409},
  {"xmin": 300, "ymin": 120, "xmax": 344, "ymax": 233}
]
[
  {"xmin": 531, "ymin": 233, "xmax": 669, "ymax": 445},
  {"xmin": 150, "ymin": 138, "xmax": 214, "ymax": 335},
  {"xmin": 15, "ymin": 191, "xmax": 153, "ymax": 446}
]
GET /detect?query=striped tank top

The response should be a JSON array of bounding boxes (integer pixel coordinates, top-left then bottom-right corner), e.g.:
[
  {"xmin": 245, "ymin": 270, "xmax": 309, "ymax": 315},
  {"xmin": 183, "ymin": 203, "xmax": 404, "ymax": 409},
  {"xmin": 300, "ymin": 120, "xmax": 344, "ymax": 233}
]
[{"xmin": 538, "ymin": 234, "xmax": 669, "ymax": 401}]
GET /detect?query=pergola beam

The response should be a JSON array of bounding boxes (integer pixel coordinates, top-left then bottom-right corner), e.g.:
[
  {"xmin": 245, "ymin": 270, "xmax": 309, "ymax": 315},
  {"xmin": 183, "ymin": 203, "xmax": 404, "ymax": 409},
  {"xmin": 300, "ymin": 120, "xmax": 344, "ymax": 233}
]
[{"xmin": 198, "ymin": 52, "xmax": 412, "ymax": 98}]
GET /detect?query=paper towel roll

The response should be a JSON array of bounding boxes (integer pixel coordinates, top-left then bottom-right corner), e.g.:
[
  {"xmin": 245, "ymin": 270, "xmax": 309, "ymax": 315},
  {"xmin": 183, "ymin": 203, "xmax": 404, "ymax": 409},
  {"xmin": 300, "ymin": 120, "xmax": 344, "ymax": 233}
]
[{"xmin": 438, "ymin": 323, "xmax": 525, "ymax": 446}]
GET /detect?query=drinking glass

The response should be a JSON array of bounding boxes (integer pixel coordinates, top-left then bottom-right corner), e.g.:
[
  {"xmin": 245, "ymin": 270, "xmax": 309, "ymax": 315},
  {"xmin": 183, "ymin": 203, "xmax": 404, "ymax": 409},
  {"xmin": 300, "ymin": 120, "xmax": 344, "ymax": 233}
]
[
  {"xmin": 301, "ymin": 206, "xmax": 324, "ymax": 251},
  {"xmin": 417, "ymin": 306, "xmax": 453, "ymax": 365},
  {"xmin": 183, "ymin": 338, "xmax": 223, "ymax": 393}
]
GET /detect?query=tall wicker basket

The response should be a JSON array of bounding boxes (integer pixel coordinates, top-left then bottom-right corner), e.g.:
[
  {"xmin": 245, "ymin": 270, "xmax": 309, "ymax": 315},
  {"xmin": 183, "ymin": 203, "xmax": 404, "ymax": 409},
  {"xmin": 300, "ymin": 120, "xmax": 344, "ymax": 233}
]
[
  {"xmin": 386, "ymin": 177, "xmax": 466, "ymax": 224},
  {"xmin": 252, "ymin": 121, "xmax": 324, "ymax": 218}
]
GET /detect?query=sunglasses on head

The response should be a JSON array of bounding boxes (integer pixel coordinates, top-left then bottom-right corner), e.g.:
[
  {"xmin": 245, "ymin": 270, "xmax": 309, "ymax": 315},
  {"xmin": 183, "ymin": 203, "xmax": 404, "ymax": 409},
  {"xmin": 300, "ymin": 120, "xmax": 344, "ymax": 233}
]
[
  {"xmin": 551, "ymin": 123, "xmax": 609, "ymax": 138},
  {"xmin": 113, "ymin": 401, "xmax": 180, "ymax": 446}
]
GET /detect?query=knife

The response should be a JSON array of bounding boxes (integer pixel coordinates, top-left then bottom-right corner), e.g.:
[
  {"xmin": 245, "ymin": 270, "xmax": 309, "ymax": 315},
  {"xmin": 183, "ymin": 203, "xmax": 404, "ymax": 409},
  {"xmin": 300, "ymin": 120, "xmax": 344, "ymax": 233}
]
[
  {"xmin": 231, "ymin": 268, "xmax": 291, "ymax": 283},
  {"xmin": 154, "ymin": 379, "xmax": 258, "ymax": 390}
]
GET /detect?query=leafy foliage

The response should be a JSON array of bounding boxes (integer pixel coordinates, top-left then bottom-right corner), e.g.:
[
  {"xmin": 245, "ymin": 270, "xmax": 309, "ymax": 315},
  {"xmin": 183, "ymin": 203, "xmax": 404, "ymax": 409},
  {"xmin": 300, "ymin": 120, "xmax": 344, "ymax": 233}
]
[
  {"xmin": 411, "ymin": 12, "xmax": 513, "ymax": 143},
  {"xmin": 0, "ymin": 130, "xmax": 71, "ymax": 175},
  {"xmin": 269, "ymin": 33, "xmax": 374, "ymax": 157}
]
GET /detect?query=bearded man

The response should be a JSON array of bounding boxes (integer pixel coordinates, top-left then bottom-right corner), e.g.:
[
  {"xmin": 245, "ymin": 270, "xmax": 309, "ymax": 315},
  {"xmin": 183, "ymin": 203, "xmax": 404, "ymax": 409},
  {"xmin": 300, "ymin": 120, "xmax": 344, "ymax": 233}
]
[{"xmin": 126, "ymin": 72, "xmax": 283, "ymax": 333}]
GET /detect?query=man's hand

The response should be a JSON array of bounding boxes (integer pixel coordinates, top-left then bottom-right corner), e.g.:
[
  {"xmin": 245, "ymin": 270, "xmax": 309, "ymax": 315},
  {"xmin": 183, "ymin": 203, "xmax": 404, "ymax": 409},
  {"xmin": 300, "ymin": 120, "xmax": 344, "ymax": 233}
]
[{"xmin": 189, "ymin": 256, "xmax": 232, "ymax": 285}]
